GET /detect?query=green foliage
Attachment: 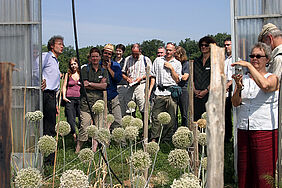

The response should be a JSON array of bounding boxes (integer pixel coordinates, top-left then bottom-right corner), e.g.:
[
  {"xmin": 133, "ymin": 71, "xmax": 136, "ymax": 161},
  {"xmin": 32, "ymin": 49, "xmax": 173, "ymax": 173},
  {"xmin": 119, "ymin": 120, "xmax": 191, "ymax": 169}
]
[
  {"xmin": 179, "ymin": 38, "xmax": 199, "ymax": 60},
  {"xmin": 209, "ymin": 32, "xmax": 231, "ymax": 47},
  {"xmin": 141, "ymin": 39, "xmax": 165, "ymax": 61}
]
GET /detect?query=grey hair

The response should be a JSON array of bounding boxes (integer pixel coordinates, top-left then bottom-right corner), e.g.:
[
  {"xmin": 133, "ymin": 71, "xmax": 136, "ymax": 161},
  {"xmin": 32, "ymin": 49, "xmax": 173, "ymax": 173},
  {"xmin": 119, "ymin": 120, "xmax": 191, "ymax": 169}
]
[
  {"xmin": 251, "ymin": 42, "xmax": 272, "ymax": 60},
  {"xmin": 47, "ymin": 35, "xmax": 64, "ymax": 51},
  {"xmin": 268, "ymin": 28, "xmax": 282, "ymax": 38}
]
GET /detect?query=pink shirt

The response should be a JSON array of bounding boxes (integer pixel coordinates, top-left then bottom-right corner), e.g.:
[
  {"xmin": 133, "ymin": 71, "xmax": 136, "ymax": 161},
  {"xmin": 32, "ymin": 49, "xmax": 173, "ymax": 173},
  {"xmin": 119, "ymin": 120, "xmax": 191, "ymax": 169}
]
[{"xmin": 66, "ymin": 76, "xmax": 81, "ymax": 98}]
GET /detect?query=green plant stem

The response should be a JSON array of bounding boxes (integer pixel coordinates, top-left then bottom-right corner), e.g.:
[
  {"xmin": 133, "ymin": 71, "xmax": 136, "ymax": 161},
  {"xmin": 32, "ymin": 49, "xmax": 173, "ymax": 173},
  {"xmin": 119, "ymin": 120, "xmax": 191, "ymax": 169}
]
[
  {"xmin": 34, "ymin": 123, "xmax": 39, "ymax": 168},
  {"xmin": 130, "ymin": 141, "xmax": 134, "ymax": 188},
  {"xmin": 103, "ymin": 145, "xmax": 113, "ymax": 188},
  {"xmin": 145, "ymin": 124, "xmax": 163, "ymax": 187},
  {"xmin": 120, "ymin": 143, "xmax": 124, "ymax": 182},
  {"xmin": 62, "ymin": 136, "xmax": 66, "ymax": 172}
]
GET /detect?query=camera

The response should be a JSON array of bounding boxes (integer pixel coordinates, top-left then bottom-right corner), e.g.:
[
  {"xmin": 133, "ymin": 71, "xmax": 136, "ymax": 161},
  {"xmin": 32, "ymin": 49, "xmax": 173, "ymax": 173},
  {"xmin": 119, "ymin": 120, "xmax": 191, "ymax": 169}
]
[{"xmin": 235, "ymin": 65, "xmax": 243, "ymax": 75}]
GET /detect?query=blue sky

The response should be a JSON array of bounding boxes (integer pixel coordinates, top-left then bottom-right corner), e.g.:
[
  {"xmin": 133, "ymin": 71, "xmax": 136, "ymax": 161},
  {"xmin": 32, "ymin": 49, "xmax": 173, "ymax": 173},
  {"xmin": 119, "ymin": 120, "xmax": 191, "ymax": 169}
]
[{"xmin": 42, "ymin": 0, "xmax": 231, "ymax": 47}]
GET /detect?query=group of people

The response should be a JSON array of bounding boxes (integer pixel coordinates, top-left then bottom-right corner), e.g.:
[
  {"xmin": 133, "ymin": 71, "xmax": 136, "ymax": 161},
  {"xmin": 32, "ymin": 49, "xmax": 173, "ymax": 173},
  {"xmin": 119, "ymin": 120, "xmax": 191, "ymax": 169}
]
[{"xmin": 41, "ymin": 22, "xmax": 281, "ymax": 188}]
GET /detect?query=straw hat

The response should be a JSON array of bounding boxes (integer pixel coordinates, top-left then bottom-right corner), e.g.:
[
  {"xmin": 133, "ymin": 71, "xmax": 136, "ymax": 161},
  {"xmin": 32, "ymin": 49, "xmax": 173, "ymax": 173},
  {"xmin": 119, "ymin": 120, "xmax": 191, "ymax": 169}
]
[
  {"xmin": 258, "ymin": 23, "xmax": 279, "ymax": 42},
  {"xmin": 103, "ymin": 44, "xmax": 114, "ymax": 53}
]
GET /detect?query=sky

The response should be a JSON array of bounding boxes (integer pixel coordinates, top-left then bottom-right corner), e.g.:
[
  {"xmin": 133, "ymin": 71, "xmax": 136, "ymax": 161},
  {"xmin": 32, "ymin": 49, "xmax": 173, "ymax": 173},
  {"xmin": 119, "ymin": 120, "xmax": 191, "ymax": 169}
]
[{"xmin": 42, "ymin": 0, "xmax": 231, "ymax": 48}]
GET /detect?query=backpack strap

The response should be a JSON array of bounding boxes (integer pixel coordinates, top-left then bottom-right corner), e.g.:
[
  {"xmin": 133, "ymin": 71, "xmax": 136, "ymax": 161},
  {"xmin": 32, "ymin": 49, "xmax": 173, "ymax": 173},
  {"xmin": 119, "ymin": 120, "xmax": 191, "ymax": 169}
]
[{"xmin": 143, "ymin": 56, "xmax": 147, "ymax": 67}]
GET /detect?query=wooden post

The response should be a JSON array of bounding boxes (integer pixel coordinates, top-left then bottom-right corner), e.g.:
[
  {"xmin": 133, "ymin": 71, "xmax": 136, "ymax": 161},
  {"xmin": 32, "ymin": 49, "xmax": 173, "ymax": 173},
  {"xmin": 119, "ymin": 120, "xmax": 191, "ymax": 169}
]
[
  {"xmin": 206, "ymin": 44, "xmax": 225, "ymax": 188},
  {"xmin": 0, "ymin": 62, "xmax": 14, "ymax": 188},
  {"xmin": 278, "ymin": 74, "xmax": 282, "ymax": 184},
  {"xmin": 103, "ymin": 91, "xmax": 107, "ymax": 128},
  {"xmin": 143, "ymin": 66, "xmax": 150, "ymax": 179}
]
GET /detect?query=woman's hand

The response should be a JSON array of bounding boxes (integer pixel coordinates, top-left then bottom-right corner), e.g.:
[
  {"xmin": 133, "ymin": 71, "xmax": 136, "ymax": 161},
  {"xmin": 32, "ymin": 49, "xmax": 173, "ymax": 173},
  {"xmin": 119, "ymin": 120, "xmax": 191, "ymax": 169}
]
[
  {"xmin": 231, "ymin": 60, "xmax": 251, "ymax": 68},
  {"xmin": 232, "ymin": 74, "xmax": 243, "ymax": 90},
  {"xmin": 63, "ymin": 97, "xmax": 71, "ymax": 103}
]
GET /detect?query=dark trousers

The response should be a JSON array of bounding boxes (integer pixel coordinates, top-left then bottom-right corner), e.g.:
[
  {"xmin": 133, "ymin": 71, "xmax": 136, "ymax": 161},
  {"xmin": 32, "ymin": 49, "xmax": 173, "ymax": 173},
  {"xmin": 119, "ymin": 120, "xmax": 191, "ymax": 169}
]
[
  {"xmin": 43, "ymin": 90, "xmax": 57, "ymax": 165},
  {"xmin": 194, "ymin": 94, "xmax": 209, "ymax": 121},
  {"xmin": 179, "ymin": 87, "xmax": 189, "ymax": 127},
  {"xmin": 225, "ymin": 96, "xmax": 233, "ymax": 142},
  {"xmin": 65, "ymin": 97, "xmax": 81, "ymax": 135}
]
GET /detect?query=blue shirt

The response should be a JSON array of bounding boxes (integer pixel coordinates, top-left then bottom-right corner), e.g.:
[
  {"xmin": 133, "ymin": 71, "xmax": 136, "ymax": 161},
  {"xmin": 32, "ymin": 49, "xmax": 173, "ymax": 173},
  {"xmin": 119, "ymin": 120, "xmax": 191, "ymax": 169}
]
[
  {"xmin": 100, "ymin": 60, "xmax": 122, "ymax": 100},
  {"xmin": 42, "ymin": 51, "xmax": 61, "ymax": 91}
]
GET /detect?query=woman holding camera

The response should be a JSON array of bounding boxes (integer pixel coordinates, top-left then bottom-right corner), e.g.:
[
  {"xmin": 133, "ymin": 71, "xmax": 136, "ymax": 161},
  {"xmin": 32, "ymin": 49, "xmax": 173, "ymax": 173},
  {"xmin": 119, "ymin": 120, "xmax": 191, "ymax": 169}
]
[{"xmin": 232, "ymin": 42, "xmax": 279, "ymax": 188}]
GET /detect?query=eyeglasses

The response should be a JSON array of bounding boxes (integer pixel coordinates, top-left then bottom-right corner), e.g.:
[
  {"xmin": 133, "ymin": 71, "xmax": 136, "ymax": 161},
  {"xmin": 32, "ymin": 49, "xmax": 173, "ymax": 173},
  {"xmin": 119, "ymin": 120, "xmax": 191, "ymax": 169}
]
[
  {"xmin": 103, "ymin": 52, "xmax": 112, "ymax": 55},
  {"xmin": 249, "ymin": 54, "xmax": 266, "ymax": 59},
  {"xmin": 201, "ymin": 44, "xmax": 209, "ymax": 47},
  {"xmin": 224, "ymin": 44, "xmax": 231, "ymax": 47}
]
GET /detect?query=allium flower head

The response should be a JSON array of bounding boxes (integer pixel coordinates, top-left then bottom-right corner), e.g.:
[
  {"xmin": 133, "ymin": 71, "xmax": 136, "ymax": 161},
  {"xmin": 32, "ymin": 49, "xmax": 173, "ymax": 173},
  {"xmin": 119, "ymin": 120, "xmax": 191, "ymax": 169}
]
[
  {"xmin": 38, "ymin": 135, "xmax": 56, "ymax": 156},
  {"xmin": 55, "ymin": 121, "xmax": 71, "ymax": 136},
  {"xmin": 157, "ymin": 112, "xmax": 171, "ymax": 125},
  {"xmin": 201, "ymin": 157, "xmax": 208, "ymax": 170},
  {"xmin": 198, "ymin": 133, "xmax": 207, "ymax": 146},
  {"xmin": 86, "ymin": 125, "xmax": 98, "ymax": 138},
  {"xmin": 122, "ymin": 115, "xmax": 134, "ymax": 128},
  {"xmin": 197, "ymin": 119, "xmax": 207, "ymax": 129},
  {"xmin": 131, "ymin": 118, "xmax": 143, "ymax": 130},
  {"xmin": 78, "ymin": 148, "xmax": 94, "ymax": 163},
  {"xmin": 124, "ymin": 126, "xmax": 139, "ymax": 141},
  {"xmin": 168, "ymin": 149, "xmax": 190, "ymax": 169},
  {"xmin": 172, "ymin": 127, "xmax": 193, "ymax": 149},
  {"xmin": 96, "ymin": 128, "xmax": 111, "ymax": 145},
  {"xmin": 171, "ymin": 176, "xmax": 201, "ymax": 188},
  {"xmin": 92, "ymin": 101, "xmax": 104, "ymax": 114},
  {"xmin": 60, "ymin": 169, "xmax": 89, "ymax": 188},
  {"xmin": 201, "ymin": 112, "xmax": 207, "ymax": 120},
  {"xmin": 15, "ymin": 167, "xmax": 43, "ymax": 188},
  {"xmin": 106, "ymin": 114, "xmax": 115, "ymax": 124},
  {"xmin": 127, "ymin": 101, "xmax": 136, "ymax": 110},
  {"xmin": 112, "ymin": 127, "xmax": 125, "ymax": 142},
  {"xmin": 96, "ymin": 99, "xmax": 105, "ymax": 106},
  {"xmin": 132, "ymin": 175, "xmax": 146, "ymax": 188},
  {"xmin": 153, "ymin": 171, "xmax": 169, "ymax": 186},
  {"xmin": 146, "ymin": 141, "xmax": 160, "ymax": 155},
  {"xmin": 131, "ymin": 150, "xmax": 151, "ymax": 171},
  {"xmin": 181, "ymin": 173, "xmax": 198, "ymax": 180},
  {"xmin": 25, "ymin": 110, "xmax": 44, "ymax": 122}
]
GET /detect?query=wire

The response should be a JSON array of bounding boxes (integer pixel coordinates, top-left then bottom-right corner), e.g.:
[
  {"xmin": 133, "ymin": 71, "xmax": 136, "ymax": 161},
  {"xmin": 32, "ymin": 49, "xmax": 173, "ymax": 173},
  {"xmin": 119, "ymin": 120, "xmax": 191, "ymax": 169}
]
[{"xmin": 70, "ymin": 0, "xmax": 122, "ymax": 185}]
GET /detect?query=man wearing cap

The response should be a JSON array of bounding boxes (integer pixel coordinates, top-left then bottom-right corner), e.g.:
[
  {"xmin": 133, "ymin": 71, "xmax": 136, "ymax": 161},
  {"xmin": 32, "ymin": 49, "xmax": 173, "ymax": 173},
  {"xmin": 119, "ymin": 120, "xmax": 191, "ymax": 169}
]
[
  {"xmin": 76, "ymin": 47, "xmax": 109, "ymax": 153},
  {"xmin": 149, "ymin": 42, "xmax": 182, "ymax": 142},
  {"xmin": 258, "ymin": 23, "xmax": 282, "ymax": 81},
  {"xmin": 122, "ymin": 43, "xmax": 152, "ymax": 119},
  {"xmin": 100, "ymin": 44, "xmax": 123, "ymax": 130}
]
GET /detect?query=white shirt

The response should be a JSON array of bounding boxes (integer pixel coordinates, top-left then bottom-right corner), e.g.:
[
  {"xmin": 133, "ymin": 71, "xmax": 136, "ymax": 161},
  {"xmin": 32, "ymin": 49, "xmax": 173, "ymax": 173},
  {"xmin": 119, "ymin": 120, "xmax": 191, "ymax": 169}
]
[
  {"xmin": 151, "ymin": 56, "xmax": 182, "ymax": 96},
  {"xmin": 236, "ymin": 73, "xmax": 278, "ymax": 130},
  {"xmin": 224, "ymin": 55, "xmax": 233, "ymax": 81},
  {"xmin": 268, "ymin": 44, "xmax": 282, "ymax": 81}
]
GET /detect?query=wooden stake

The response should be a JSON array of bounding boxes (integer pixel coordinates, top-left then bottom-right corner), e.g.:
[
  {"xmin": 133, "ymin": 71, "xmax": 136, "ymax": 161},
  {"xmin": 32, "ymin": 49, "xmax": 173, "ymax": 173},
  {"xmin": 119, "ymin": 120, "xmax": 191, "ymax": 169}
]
[
  {"xmin": 103, "ymin": 91, "xmax": 107, "ymax": 128},
  {"xmin": 206, "ymin": 44, "xmax": 225, "ymax": 188},
  {"xmin": 143, "ymin": 66, "xmax": 150, "ymax": 179},
  {"xmin": 52, "ymin": 74, "xmax": 64, "ymax": 188},
  {"xmin": 278, "ymin": 74, "xmax": 282, "ymax": 184},
  {"xmin": 0, "ymin": 62, "xmax": 14, "ymax": 187},
  {"xmin": 22, "ymin": 80, "xmax": 27, "ymax": 168}
]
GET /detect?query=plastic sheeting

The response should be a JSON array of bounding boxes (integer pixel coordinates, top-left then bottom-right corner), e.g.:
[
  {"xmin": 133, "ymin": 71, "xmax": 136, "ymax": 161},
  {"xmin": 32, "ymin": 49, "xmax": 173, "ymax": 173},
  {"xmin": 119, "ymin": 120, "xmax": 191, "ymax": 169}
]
[{"xmin": 0, "ymin": 0, "xmax": 42, "ymax": 155}]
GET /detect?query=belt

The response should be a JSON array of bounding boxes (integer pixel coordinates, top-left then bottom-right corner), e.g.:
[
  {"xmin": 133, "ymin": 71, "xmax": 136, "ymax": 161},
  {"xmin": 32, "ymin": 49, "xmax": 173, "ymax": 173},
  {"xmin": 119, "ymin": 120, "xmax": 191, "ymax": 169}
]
[{"xmin": 44, "ymin": 90, "xmax": 56, "ymax": 94}]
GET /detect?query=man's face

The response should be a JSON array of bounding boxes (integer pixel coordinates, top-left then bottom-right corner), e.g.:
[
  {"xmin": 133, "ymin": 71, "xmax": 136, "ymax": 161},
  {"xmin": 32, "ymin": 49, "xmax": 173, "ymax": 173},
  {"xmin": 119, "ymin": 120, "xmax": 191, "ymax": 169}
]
[
  {"xmin": 262, "ymin": 34, "xmax": 274, "ymax": 50},
  {"xmin": 103, "ymin": 50, "xmax": 113, "ymax": 62},
  {"xmin": 51, "ymin": 39, "xmax": 64, "ymax": 56},
  {"xmin": 132, "ymin": 47, "xmax": 140, "ymax": 59},
  {"xmin": 224, "ymin": 41, "xmax": 232, "ymax": 56},
  {"xmin": 157, "ymin": 48, "xmax": 166, "ymax": 57},
  {"xmin": 165, "ymin": 44, "xmax": 175, "ymax": 59},
  {"xmin": 90, "ymin": 52, "xmax": 101, "ymax": 65},
  {"xmin": 200, "ymin": 42, "xmax": 210, "ymax": 54}
]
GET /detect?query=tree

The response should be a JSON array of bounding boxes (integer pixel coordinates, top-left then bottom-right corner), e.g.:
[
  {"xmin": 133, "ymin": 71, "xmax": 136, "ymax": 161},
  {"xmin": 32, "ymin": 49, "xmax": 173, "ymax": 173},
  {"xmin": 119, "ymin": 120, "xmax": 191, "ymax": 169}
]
[
  {"xmin": 178, "ymin": 38, "xmax": 200, "ymax": 60},
  {"xmin": 209, "ymin": 33, "xmax": 231, "ymax": 47},
  {"xmin": 141, "ymin": 39, "xmax": 165, "ymax": 61}
]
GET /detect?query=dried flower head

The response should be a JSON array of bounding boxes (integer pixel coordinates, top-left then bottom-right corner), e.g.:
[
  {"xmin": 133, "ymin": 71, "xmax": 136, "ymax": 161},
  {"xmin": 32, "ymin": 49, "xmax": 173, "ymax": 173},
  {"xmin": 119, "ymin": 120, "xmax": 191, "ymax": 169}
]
[
  {"xmin": 172, "ymin": 127, "xmax": 193, "ymax": 149},
  {"xmin": 25, "ymin": 110, "xmax": 44, "ymax": 122},
  {"xmin": 131, "ymin": 118, "xmax": 143, "ymax": 130},
  {"xmin": 168, "ymin": 149, "xmax": 190, "ymax": 169},
  {"xmin": 153, "ymin": 171, "xmax": 169, "ymax": 186},
  {"xmin": 107, "ymin": 114, "xmax": 115, "ymax": 124},
  {"xmin": 201, "ymin": 157, "xmax": 208, "ymax": 170},
  {"xmin": 132, "ymin": 175, "xmax": 146, "ymax": 188},
  {"xmin": 78, "ymin": 148, "xmax": 94, "ymax": 163},
  {"xmin": 198, "ymin": 133, "xmax": 207, "ymax": 146},
  {"xmin": 127, "ymin": 101, "xmax": 137, "ymax": 110},
  {"xmin": 157, "ymin": 112, "xmax": 171, "ymax": 125},
  {"xmin": 96, "ymin": 99, "xmax": 105, "ymax": 106},
  {"xmin": 146, "ymin": 141, "xmax": 160, "ymax": 155},
  {"xmin": 131, "ymin": 150, "xmax": 152, "ymax": 171},
  {"xmin": 55, "ymin": 121, "xmax": 71, "ymax": 137},
  {"xmin": 92, "ymin": 101, "xmax": 104, "ymax": 114},
  {"xmin": 171, "ymin": 176, "xmax": 201, "ymax": 188},
  {"xmin": 124, "ymin": 126, "xmax": 139, "ymax": 141},
  {"xmin": 197, "ymin": 119, "xmax": 207, "ymax": 129},
  {"xmin": 181, "ymin": 173, "xmax": 198, "ymax": 181},
  {"xmin": 60, "ymin": 169, "xmax": 89, "ymax": 188},
  {"xmin": 38, "ymin": 135, "xmax": 56, "ymax": 156},
  {"xmin": 122, "ymin": 115, "xmax": 134, "ymax": 128},
  {"xmin": 201, "ymin": 112, "xmax": 207, "ymax": 120},
  {"xmin": 86, "ymin": 125, "xmax": 98, "ymax": 138},
  {"xmin": 15, "ymin": 167, "xmax": 43, "ymax": 188},
  {"xmin": 112, "ymin": 127, "xmax": 125, "ymax": 143},
  {"xmin": 96, "ymin": 128, "xmax": 111, "ymax": 145}
]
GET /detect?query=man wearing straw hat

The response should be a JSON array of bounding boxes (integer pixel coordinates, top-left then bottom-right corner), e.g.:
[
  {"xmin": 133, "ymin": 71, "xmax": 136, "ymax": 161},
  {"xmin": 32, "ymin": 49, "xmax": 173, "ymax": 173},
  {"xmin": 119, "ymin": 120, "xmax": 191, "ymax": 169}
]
[{"xmin": 258, "ymin": 23, "xmax": 282, "ymax": 81}]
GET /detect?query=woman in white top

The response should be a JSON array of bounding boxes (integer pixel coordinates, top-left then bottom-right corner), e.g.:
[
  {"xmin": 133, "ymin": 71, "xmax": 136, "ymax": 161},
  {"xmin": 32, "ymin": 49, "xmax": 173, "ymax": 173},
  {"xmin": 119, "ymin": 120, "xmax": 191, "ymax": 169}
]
[{"xmin": 232, "ymin": 42, "xmax": 279, "ymax": 188}]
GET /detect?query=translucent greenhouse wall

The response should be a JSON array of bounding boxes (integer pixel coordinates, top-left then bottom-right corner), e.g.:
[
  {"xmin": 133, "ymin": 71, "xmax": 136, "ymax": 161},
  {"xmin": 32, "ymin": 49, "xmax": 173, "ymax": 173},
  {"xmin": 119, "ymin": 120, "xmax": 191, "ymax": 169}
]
[
  {"xmin": 231, "ymin": 0, "xmax": 282, "ymax": 177},
  {"xmin": 0, "ymin": 0, "xmax": 42, "ymax": 168}
]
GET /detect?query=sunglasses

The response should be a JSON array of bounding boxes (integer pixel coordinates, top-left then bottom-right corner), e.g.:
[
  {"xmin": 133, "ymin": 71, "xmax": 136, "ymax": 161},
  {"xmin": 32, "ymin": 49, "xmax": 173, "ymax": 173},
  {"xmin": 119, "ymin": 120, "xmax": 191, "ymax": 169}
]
[
  {"xmin": 201, "ymin": 44, "xmax": 209, "ymax": 47},
  {"xmin": 249, "ymin": 54, "xmax": 266, "ymax": 59},
  {"xmin": 224, "ymin": 44, "xmax": 231, "ymax": 46}
]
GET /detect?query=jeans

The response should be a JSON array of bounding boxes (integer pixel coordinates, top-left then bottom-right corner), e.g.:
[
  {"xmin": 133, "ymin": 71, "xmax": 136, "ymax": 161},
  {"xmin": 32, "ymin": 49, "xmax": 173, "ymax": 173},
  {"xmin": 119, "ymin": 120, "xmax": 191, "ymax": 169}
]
[{"xmin": 65, "ymin": 97, "xmax": 81, "ymax": 134}]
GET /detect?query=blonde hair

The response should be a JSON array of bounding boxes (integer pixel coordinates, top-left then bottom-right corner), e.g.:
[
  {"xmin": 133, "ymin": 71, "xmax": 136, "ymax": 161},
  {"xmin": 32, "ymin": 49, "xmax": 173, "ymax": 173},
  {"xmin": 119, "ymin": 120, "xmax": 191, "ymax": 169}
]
[{"xmin": 175, "ymin": 46, "xmax": 188, "ymax": 62}]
